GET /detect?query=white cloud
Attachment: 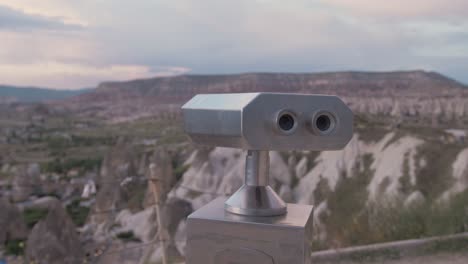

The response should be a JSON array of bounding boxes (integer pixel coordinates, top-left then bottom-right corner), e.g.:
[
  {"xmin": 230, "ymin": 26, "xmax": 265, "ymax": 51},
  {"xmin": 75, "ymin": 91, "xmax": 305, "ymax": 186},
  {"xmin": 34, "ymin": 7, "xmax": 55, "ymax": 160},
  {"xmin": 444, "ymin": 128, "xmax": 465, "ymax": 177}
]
[
  {"xmin": 0, "ymin": 30, "xmax": 95, "ymax": 64},
  {"xmin": 0, "ymin": 0, "xmax": 467, "ymax": 87},
  {"xmin": 0, "ymin": 5, "xmax": 83, "ymax": 31},
  {"xmin": 323, "ymin": 0, "xmax": 468, "ymax": 19},
  {"xmin": 0, "ymin": 0, "xmax": 87, "ymax": 26}
]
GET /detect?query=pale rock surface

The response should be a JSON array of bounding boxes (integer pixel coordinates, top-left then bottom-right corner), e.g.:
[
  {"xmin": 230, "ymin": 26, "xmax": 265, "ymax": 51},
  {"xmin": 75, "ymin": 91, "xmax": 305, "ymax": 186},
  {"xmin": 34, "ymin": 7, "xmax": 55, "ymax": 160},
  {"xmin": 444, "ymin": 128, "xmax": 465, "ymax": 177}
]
[
  {"xmin": 295, "ymin": 157, "xmax": 309, "ymax": 179},
  {"xmin": 115, "ymin": 207, "xmax": 155, "ymax": 243},
  {"xmin": 313, "ymin": 201, "xmax": 329, "ymax": 241},
  {"xmin": 294, "ymin": 134, "xmax": 362, "ymax": 205},
  {"xmin": 368, "ymin": 136, "xmax": 423, "ymax": 200},
  {"xmin": 88, "ymin": 145, "xmax": 140, "ymax": 240},
  {"xmin": 17, "ymin": 196, "xmax": 58, "ymax": 211},
  {"xmin": 279, "ymin": 185, "xmax": 293, "ymax": 203},
  {"xmin": 404, "ymin": 191, "xmax": 426, "ymax": 208},
  {"xmin": 270, "ymin": 151, "xmax": 291, "ymax": 186},
  {"xmin": 82, "ymin": 180, "xmax": 97, "ymax": 199},
  {"xmin": 440, "ymin": 147, "xmax": 468, "ymax": 200}
]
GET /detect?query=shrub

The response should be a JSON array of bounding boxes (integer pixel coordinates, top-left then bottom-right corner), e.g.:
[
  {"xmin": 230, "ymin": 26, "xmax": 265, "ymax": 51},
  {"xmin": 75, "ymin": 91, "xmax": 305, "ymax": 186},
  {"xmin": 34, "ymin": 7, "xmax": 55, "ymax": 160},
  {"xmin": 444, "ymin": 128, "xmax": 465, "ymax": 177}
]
[
  {"xmin": 414, "ymin": 142, "xmax": 460, "ymax": 200},
  {"xmin": 122, "ymin": 182, "xmax": 147, "ymax": 212},
  {"xmin": 66, "ymin": 199, "xmax": 90, "ymax": 227},
  {"xmin": 116, "ymin": 231, "xmax": 141, "ymax": 243},
  {"xmin": 24, "ymin": 208, "xmax": 49, "ymax": 229},
  {"xmin": 46, "ymin": 136, "xmax": 71, "ymax": 150},
  {"xmin": 41, "ymin": 157, "xmax": 102, "ymax": 174},
  {"xmin": 41, "ymin": 158, "xmax": 64, "ymax": 174},
  {"xmin": 322, "ymin": 154, "xmax": 374, "ymax": 248},
  {"xmin": 314, "ymin": 189, "xmax": 468, "ymax": 250},
  {"xmin": 5, "ymin": 239, "xmax": 25, "ymax": 256}
]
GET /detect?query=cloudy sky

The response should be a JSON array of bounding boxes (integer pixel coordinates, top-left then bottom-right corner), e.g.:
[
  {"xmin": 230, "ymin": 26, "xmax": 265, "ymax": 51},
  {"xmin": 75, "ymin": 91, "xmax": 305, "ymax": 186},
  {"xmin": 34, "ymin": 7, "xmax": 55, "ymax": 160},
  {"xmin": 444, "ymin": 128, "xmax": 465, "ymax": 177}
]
[{"xmin": 0, "ymin": 0, "xmax": 467, "ymax": 89}]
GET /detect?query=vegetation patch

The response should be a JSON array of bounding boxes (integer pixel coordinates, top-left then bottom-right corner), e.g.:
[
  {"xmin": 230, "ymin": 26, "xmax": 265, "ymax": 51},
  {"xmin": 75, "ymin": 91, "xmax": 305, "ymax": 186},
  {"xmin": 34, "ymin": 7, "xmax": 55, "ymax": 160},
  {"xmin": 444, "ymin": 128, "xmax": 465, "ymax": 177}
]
[
  {"xmin": 424, "ymin": 236, "xmax": 468, "ymax": 254},
  {"xmin": 41, "ymin": 157, "xmax": 102, "ymax": 174},
  {"xmin": 5, "ymin": 239, "xmax": 25, "ymax": 256},
  {"xmin": 0, "ymin": 171, "xmax": 10, "ymax": 180},
  {"xmin": 354, "ymin": 115, "xmax": 390, "ymax": 144},
  {"xmin": 70, "ymin": 135, "xmax": 114, "ymax": 147},
  {"xmin": 413, "ymin": 142, "xmax": 461, "ymax": 200},
  {"xmin": 121, "ymin": 181, "xmax": 148, "ymax": 213},
  {"xmin": 66, "ymin": 199, "xmax": 90, "ymax": 227},
  {"xmin": 398, "ymin": 151, "xmax": 413, "ymax": 196},
  {"xmin": 157, "ymin": 125, "xmax": 187, "ymax": 146},
  {"xmin": 314, "ymin": 189, "xmax": 468, "ymax": 251},
  {"xmin": 320, "ymin": 153, "xmax": 375, "ymax": 248},
  {"xmin": 313, "ymin": 176, "xmax": 331, "ymax": 205},
  {"xmin": 116, "ymin": 231, "xmax": 141, "ymax": 243},
  {"xmin": 45, "ymin": 135, "xmax": 72, "ymax": 150},
  {"xmin": 24, "ymin": 208, "xmax": 49, "ymax": 229},
  {"xmin": 346, "ymin": 248, "xmax": 401, "ymax": 263}
]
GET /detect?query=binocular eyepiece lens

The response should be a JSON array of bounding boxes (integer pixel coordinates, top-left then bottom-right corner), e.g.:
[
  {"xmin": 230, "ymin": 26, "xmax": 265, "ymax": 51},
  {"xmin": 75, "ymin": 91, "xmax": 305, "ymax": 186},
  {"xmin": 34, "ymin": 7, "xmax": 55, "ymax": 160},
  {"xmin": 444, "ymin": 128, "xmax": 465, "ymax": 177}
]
[
  {"xmin": 311, "ymin": 112, "xmax": 336, "ymax": 135},
  {"xmin": 278, "ymin": 113, "xmax": 295, "ymax": 131},
  {"xmin": 275, "ymin": 110, "xmax": 336, "ymax": 135},
  {"xmin": 316, "ymin": 115, "xmax": 331, "ymax": 132}
]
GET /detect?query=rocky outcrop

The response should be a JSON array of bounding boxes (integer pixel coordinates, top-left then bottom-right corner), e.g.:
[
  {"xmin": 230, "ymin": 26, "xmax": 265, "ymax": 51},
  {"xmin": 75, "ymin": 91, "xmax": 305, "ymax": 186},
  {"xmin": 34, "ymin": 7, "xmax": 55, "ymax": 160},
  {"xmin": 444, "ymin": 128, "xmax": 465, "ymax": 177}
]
[
  {"xmin": 162, "ymin": 198, "xmax": 193, "ymax": 236},
  {"xmin": 17, "ymin": 196, "xmax": 58, "ymax": 211},
  {"xmin": 169, "ymin": 129, "xmax": 468, "ymax": 248},
  {"xmin": 0, "ymin": 198, "xmax": 28, "ymax": 245},
  {"xmin": 88, "ymin": 144, "xmax": 140, "ymax": 238},
  {"xmin": 10, "ymin": 164, "xmax": 40, "ymax": 202},
  {"xmin": 143, "ymin": 147, "xmax": 178, "ymax": 207},
  {"xmin": 88, "ymin": 145, "xmax": 182, "ymax": 250},
  {"xmin": 25, "ymin": 199, "xmax": 84, "ymax": 264},
  {"xmin": 115, "ymin": 207, "xmax": 155, "ymax": 243},
  {"xmin": 170, "ymin": 148, "xmax": 293, "ymax": 208}
]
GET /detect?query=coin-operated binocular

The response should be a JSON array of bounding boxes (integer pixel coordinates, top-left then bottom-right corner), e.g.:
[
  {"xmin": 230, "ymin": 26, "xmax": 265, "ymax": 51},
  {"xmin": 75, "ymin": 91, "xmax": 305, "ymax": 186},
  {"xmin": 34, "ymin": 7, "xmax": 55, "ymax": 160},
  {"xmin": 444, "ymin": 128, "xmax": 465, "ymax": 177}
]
[{"xmin": 182, "ymin": 93, "xmax": 353, "ymax": 264}]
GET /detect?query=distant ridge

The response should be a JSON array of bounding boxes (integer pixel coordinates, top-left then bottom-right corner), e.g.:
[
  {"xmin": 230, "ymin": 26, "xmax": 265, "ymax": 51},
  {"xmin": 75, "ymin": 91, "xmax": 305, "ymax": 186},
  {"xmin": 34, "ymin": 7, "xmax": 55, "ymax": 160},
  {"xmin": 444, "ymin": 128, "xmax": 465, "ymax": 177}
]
[
  {"xmin": 0, "ymin": 85, "xmax": 93, "ymax": 102},
  {"xmin": 86, "ymin": 70, "xmax": 467, "ymax": 102},
  {"xmin": 60, "ymin": 70, "xmax": 468, "ymax": 122}
]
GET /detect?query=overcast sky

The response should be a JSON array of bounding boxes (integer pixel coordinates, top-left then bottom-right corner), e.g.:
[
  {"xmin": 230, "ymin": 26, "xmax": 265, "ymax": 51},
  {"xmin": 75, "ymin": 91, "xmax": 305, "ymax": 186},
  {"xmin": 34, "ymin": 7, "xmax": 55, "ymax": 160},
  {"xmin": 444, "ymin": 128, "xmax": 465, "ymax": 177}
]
[{"xmin": 0, "ymin": 0, "xmax": 467, "ymax": 89}]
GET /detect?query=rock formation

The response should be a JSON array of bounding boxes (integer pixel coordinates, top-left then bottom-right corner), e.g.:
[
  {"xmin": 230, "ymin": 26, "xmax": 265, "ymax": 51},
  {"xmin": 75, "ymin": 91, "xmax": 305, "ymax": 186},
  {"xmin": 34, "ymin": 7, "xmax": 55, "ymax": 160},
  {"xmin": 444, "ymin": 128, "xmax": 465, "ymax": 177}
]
[
  {"xmin": 60, "ymin": 71, "xmax": 468, "ymax": 123},
  {"xmin": 0, "ymin": 198, "xmax": 28, "ymax": 245},
  {"xmin": 25, "ymin": 199, "xmax": 84, "ymax": 264}
]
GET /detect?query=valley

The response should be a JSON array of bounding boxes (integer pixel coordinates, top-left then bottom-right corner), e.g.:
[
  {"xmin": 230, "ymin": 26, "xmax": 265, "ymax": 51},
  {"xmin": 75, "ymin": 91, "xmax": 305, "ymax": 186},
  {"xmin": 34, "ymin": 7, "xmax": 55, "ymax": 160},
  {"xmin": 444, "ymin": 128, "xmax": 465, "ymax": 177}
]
[{"xmin": 0, "ymin": 71, "xmax": 467, "ymax": 263}]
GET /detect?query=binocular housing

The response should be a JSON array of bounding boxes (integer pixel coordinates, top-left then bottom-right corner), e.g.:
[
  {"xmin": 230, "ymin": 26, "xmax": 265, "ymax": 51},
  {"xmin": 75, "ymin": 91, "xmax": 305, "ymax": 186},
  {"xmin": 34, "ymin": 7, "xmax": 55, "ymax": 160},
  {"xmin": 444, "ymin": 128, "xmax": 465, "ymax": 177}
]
[{"xmin": 182, "ymin": 93, "xmax": 353, "ymax": 151}]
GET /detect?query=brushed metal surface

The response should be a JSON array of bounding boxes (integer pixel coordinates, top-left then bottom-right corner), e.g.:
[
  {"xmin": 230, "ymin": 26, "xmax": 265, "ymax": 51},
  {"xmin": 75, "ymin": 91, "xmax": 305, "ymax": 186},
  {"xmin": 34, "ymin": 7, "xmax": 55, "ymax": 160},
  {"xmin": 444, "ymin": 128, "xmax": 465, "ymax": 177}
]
[
  {"xmin": 225, "ymin": 150, "xmax": 287, "ymax": 216},
  {"xmin": 182, "ymin": 92, "xmax": 353, "ymax": 151},
  {"xmin": 245, "ymin": 150, "xmax": 269, "ymax": 186},
  {"xmin": 225, "ymin": 185, "xmax": 287, "ymax": 216},
  {"xmin": 187, "ymin": 197, "xmax": 314, "ymax": 264}
]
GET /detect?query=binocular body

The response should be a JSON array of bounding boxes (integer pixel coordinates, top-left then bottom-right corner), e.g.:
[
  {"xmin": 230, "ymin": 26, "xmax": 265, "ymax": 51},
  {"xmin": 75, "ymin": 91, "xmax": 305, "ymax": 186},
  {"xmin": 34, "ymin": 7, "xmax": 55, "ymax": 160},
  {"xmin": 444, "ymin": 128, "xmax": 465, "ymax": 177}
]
[
  {"xmin": 182, "ymin": 93, "xmax": 353, "ymax": 151},
  {"xmin": 183, "ymin": 92, "xmax": 353, "ymax": 264}
]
